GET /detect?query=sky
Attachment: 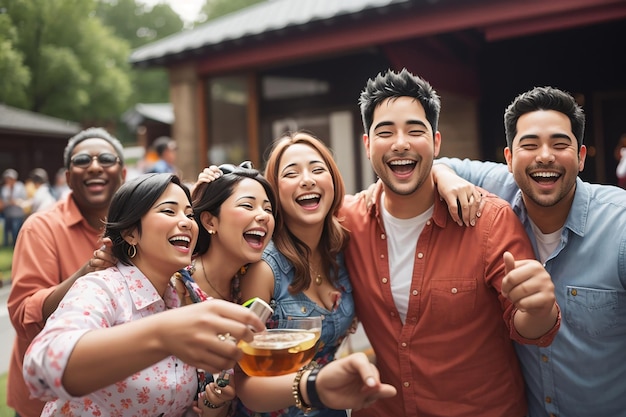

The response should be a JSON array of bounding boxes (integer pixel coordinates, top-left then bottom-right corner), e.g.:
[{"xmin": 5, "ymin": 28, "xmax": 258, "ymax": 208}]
[{"xmin": 138, "ymin": 0, "xmax": 205, "ymax": 23}]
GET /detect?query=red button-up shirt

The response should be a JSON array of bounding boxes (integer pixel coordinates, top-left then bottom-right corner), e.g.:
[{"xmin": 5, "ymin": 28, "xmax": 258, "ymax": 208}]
[{"xmin": 341, "ymin": 188, "xmax": 558, "ymax": 417}]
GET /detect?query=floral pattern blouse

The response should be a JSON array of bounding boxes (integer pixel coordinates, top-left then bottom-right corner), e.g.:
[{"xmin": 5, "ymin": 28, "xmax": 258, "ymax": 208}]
[{"xmin": 22, "ymin": 263, "xmax": 198, "ymax": 417}]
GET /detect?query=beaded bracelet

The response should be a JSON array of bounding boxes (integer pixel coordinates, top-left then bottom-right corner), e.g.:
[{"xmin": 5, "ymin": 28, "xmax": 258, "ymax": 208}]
[{"xmin": 292, "ymin": 362, "xmax": 320, "ymax": 413}]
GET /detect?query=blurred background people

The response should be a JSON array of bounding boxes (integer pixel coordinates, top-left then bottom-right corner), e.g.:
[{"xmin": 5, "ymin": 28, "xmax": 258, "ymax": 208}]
[
  {"xmin": 22, "ymin": 168, "xmax": 56, "ymax": 214},
  {"xmin": 146, "ymin": 135, "xmax": 179, "ymax": 175},
  {"xmin": 51, "ymin": 167, "xmax": 71, "ymax": 201},
  {"xmin": 1, "ymin": 169, "xmax": 27, "ymax": 247}
]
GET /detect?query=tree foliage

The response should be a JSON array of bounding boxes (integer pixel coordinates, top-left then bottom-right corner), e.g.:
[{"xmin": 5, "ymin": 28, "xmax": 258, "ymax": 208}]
[
  {"xmin": 198, "ymin": 0, "xmax": 266, "ymax": 23},
  {"xmin": 0, "ymin": 0, "xmax": 265, "ymax": 126},
  {"xmin": 0, "ymin": 0, "xmax": 132, "ymax": 123},
  {"xmin": 95, "ymin": 0, "xmax": 185, "ymax": 106},
  {"xmin": 0, "ymin": 0, "xmax": 185, "ymax": 125}
]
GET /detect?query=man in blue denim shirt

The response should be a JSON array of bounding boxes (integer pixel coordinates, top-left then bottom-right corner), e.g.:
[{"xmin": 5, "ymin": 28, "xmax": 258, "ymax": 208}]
[{"xmin": 434, "ymin": 86, "xmax": 626, "ymax": 417}]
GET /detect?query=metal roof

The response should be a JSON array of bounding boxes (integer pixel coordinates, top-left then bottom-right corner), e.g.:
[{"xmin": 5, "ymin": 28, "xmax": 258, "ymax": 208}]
[
  {"xmin": 121, "ymin": 103, "xmax": 173, "ymax": 132},
  {"xmin": 130, "ymin": 0, "xmax": 412, "ymax": 66},
  {"xmin": 0, "ymin": 103, "xmax": 81, "ymax": 136}
]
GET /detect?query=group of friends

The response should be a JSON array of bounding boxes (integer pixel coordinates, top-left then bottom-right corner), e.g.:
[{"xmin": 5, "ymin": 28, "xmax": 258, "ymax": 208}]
[{"xmin": 6, "ymin": 68, "xmax": 626, "ymax": 417}]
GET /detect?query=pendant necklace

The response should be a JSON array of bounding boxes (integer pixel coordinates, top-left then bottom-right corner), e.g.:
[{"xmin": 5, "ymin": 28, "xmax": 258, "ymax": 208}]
[{"xmin": 200, "ymin": 255, "xmax": 229, "ymax": 301}]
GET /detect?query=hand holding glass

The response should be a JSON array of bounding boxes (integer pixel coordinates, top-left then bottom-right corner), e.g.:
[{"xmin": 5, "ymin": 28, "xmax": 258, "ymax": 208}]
[{"xmin": 238, "ymin": 316, "xmax": 322, "ymax": 376}]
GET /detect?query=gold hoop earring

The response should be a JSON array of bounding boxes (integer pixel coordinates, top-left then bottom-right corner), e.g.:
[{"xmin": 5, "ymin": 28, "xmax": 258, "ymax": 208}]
[{"xmin": 127, "ymin": 244, "xmax": 137, "ymax": 258}]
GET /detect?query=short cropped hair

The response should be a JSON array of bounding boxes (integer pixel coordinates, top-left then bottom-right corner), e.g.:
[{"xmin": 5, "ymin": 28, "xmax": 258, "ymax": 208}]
[
  {"xmin": 63, "ymin": 127, "xmax": 125, "ymax": 169},
  {"xmin": 504, "ymin": 86, "xmax": 585, "ymax": 150},
  {"xmin": 359, "ymin": 68, "xmax": 441, "ymax": 135}
]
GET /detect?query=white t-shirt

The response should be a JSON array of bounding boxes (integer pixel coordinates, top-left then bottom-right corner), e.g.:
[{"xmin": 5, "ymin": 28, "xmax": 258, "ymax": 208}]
[
  {"xmin": 529, "ymin": 219, "xmax": 562, "ymax": 264},
  {"xmin": 380, "ymin": 193, "xmax": 434, "ymax": 323}
]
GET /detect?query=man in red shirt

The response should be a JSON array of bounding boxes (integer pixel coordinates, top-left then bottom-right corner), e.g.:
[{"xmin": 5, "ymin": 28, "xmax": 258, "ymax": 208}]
[
  {"xmin": 7, "ymin": 127, "xmax": 126, "ymax": 417},
  {"xmin": 340, "ymin": 69, "xmax": 560, "ymax": 417}
]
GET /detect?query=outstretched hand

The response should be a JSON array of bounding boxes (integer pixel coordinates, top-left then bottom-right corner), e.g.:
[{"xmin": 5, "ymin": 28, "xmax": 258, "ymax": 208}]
[{"xmin": 315, "ymin": 352, "xmax": 396, "ymax": 411}]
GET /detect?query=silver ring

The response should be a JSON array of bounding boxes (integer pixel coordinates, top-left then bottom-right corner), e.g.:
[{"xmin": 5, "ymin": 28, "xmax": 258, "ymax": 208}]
[{"xmin": 217, "ymin": 332, "xmax": 230, "ymax": 342}]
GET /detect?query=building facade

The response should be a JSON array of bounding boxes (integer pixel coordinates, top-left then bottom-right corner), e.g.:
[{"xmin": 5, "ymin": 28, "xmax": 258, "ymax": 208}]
[{"xmin": 131, "ymin": 0, "xmax": 626, "ymax": 191}]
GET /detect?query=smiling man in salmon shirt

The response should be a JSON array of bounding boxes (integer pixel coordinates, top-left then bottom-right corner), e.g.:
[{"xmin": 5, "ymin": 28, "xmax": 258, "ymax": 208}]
[{"xmin": 7, "ymin": 127, "xmax": 126, "ymax": 417}]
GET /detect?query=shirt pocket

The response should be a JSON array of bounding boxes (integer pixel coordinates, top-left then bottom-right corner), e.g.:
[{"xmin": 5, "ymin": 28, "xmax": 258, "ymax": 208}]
[
  {"xmin": 564, "ymin": 286, "xmax": 618, "ymax": 337},
  {"xmin": 430, "ymin": 279, "xmax": 477, "ymax": 325}
]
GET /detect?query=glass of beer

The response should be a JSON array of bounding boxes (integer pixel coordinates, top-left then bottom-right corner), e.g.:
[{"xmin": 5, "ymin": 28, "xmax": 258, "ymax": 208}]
[{"xmin": 238, "ymin": 316, "xmax": 322, "ymax": 376}]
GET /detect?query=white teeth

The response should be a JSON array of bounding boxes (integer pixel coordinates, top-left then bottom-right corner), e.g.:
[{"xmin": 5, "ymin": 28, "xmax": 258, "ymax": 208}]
[
  {"xmin": 297, "ymin": 193, "xmax": 320, "ymax": 201},
  {"xmin": 531, "ymin": 172, "xmax": 559, "ymax": 178},
  {"xmin": 245, "ymin": 230, "xmax": 266, "ymax": 237},
  {"xmin": 169, "ymin": 236, "xmax": 190, "ymax": 243},
  {"xmin": 389, "ymin": 160, "xmax": 414, "ymax": 166}
]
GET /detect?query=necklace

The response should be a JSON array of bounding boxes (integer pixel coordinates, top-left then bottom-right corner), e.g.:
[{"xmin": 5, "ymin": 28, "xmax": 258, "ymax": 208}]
[
  {"xmin": 311, "ymin": 264, "xmax": 323, "ymax": 286},
  {"xmin": 199, "ymin": 256, "xmax": 230, "ymax": 301}
]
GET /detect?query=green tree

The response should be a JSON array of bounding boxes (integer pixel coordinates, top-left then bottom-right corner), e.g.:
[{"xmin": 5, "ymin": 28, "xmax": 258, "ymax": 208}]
[
  {"xmin": 0, "ymin": 12, "xmax": 30, "ymax": 107},
  {"xmin": 1, "ymin": 0, "xmax": 132, "ymax": 123},
  {"xmin": 95, "ymin": 0, "xmax": 185, "ymax": 105},
  {"xmin": 198, "ymin": 0, "xmax": 266, "ymax": 23}
]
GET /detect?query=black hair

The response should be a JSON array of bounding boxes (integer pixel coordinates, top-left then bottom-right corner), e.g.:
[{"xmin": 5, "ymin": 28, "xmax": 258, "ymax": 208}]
[
  {"xmin": 359, "ymin": 68, "xmax": 441, "ymax": 134},
  {"xmin": 504, "ymin": 86, "xmax": 585, "ymax": 150},
  {"xmin": 104, "ymin": 173, "xmax": 190, "ymax": 265},
  {"xmin": 191, "ymin": 161, "xmax": 276, "ymax": 256},
  {"xmin": 152, "ymin": 136, "xmax": 175, "ymax": 157},
  {"xmin": 63, "ymin": 127, "xmax": 125, "ymax": 169}
]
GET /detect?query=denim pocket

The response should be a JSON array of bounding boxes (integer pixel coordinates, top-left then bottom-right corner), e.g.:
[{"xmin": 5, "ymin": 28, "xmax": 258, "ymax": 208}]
[{"xmin": 564, "ymin": 286, "xmax": 618, "ymax": 337}]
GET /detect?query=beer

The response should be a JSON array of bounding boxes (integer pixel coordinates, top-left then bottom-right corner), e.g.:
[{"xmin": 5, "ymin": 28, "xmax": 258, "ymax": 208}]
[{"xmin": 238, "ymin": 329, "xmax": 321, "ymax": 376}]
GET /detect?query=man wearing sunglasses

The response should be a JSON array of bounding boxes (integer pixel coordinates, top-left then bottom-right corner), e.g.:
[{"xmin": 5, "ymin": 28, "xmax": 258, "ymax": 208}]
[{"xmin": 7, "ymin": 127, "xmax": 127, "ymax": 417}]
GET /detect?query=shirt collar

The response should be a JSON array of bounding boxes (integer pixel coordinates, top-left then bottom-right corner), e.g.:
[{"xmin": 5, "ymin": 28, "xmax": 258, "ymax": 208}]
[
  {"xmin": 117, "ymin": 263, "xmax": 182, "ymax": 310},
  {"xmin": 370, "ymin": 186, "xmax": 448, "ymax": 228},
  {"xmin": 512, "ymin": 177, "xmax": 587, "ymax": 238}
]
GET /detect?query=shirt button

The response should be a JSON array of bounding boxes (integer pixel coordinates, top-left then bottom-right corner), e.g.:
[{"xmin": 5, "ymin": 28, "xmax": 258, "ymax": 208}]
[
  {"xmin": 541, "ymin": 354, "xmax": 549, "ymax": 362},
  {"xmin": 301, "ymin": 306, "xmax": 307, "ymax": 313},
  {"xmin": 417, "ymin": 252, "xmax": 424, "ymax": 259},
  {"xmin": 403, "ymin": 381, "xmax": 410, "ymax": 387},
  {"xmin": 451, "ymin": 287, "xmax": 458, "ymax": 294},
  {"xmin": 401, "ymin": 342, "xmax": 407, "ymax": 348},
  {"xmin": 545, "ymin": 396, "xmax": 552, "ymax": 404},
  {"xmin": 381, "ymin": 233, "xmax": 386, "ymax": 240},
  {"xmin": 382, "ymin": 277, "xmax": 388, "ymax": 284},
  {"xmin": 571, "ymin": 289, "xmax": 578, "ymax": 296},
  {"xmin": 390, "ymin": 312, "xmax": 396, "ymax": 317},
  {"xmin": 426, "ymin": 220, "xmax": 431, "ymax": 226},
  {"xmin": 412, "ymin": 290, "xmax": 419, "ymax": 296},
  {"xmin": 380, "ymin": 254, "xmax": 385, "ymax": 259}
]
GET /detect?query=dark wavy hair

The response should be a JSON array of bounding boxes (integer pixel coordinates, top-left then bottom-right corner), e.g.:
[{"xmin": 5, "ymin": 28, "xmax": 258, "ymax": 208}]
[
  {"xmin": 263, "ymin": 131, "xmax": 350, "ymax": 293},
  {"xmin": 104, "ymin": 173, "xmax": 190, "ymax": 265},
  {"xmin": 191, "ymin": 161, "xmax": 276, "ymax": 256}
]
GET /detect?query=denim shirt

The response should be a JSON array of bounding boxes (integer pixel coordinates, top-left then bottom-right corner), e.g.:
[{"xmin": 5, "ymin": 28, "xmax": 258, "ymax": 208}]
[
  {"xmin": 438, "ymin": 158, "xmax": 626, "ymax": 417},
  {"xmin": 236, "ymin": 240, "xmax": 355, "ymax": 417}
]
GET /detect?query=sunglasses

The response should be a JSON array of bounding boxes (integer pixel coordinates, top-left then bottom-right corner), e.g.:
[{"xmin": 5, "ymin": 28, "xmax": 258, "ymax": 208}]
[{"xmin": 70, "ymin": 153, "xmax": 120, "ymax": 169}]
